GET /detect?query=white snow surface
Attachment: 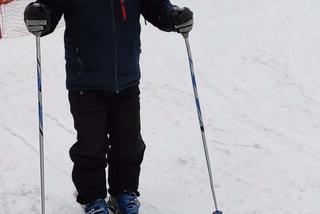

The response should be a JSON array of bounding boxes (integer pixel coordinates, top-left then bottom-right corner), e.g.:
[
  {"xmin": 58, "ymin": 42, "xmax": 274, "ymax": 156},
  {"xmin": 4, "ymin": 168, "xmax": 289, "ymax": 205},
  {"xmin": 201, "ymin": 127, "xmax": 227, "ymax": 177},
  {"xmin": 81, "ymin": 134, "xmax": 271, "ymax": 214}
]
[{"xmin": 1, "ymin": 0, "xmax": 320, "ymax": 213}]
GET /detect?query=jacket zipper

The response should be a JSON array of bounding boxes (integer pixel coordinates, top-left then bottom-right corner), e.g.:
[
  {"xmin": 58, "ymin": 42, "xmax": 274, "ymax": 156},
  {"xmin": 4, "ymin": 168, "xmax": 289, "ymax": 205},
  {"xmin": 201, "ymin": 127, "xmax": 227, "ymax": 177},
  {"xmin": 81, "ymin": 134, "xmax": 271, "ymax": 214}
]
[{"xmin": 110, "ymin": 0, "xmax": 119, "ymax": 93}]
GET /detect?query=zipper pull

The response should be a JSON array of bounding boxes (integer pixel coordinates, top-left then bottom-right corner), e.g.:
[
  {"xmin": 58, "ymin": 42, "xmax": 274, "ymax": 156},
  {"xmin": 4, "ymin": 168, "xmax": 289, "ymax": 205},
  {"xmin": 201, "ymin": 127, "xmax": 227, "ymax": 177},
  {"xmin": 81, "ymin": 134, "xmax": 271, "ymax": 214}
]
[{"xmin": 120, "ymin": 0, "xmax": 127, "ymax": 21}]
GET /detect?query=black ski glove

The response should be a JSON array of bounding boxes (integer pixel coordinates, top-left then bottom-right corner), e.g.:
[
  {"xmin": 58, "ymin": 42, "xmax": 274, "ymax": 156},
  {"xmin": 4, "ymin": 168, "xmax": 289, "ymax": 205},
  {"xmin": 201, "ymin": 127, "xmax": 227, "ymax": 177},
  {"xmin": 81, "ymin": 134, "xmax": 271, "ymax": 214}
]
[
  {"xmin": 171, "ymin": 6, "xmax": 193, "ymax": 33},
  {"xmin": 160, "ymin": 6, "xmax": 193, "ymax": 33},
  {"xmin": 24, "ymin": 2, "xmax": 51, "ymax": 36}
]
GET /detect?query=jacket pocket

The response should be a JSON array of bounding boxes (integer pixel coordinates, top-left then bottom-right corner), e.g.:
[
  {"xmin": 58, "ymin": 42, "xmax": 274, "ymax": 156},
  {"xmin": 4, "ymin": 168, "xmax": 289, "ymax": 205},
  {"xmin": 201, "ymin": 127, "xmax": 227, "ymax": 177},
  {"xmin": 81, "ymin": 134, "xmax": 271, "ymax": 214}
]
[
  {"xmin": 75, "ymin": 47, "xmax": 83, "ymax": 76},
  {"xmin": 65, "ymin": 43, "xmax": 84, "ymax": 76}
]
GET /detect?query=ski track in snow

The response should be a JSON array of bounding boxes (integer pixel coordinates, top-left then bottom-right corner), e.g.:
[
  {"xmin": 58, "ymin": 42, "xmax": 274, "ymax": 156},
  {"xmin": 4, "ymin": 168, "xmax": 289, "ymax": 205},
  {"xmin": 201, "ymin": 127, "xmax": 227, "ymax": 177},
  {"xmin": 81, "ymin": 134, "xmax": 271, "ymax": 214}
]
[{"xmin": 1, "ymin": 0, "xmax": 320, "ymax": 213}]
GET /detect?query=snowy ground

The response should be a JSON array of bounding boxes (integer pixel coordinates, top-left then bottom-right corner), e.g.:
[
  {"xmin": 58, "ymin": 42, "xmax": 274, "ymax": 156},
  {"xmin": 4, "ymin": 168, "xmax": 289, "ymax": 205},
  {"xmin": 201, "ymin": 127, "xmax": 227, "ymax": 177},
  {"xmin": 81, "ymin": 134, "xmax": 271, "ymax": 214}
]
[{"xmin": 1, "ymin": 0, "xmax": 320, "ymax": 213}]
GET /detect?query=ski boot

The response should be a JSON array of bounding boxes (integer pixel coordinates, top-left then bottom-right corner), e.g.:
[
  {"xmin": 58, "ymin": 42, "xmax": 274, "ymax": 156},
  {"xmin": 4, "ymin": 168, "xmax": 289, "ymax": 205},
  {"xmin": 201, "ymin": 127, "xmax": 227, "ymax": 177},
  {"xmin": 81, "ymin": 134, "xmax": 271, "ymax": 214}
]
[
  {"xmin": 108, "ymin": 192, "xmax": 140, "ymax": 214},
  {"xmin": 84, "ymin": 199, "xmax": 109, "ymax": 214}
]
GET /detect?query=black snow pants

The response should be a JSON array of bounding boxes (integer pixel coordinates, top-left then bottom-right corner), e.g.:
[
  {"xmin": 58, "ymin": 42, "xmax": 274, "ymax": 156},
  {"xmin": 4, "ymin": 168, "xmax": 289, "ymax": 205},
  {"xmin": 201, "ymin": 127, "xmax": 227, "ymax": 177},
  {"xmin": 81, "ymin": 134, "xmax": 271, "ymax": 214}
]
[{"xmin": 68, "ymin": 85, "xmax": 146, "ymax": 204}]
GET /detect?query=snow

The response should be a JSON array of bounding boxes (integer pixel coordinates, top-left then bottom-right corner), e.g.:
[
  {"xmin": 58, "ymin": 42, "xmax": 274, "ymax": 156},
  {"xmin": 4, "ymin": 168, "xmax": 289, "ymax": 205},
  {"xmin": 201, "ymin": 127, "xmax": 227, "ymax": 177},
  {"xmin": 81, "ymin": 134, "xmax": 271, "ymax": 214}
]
[{"xmin": 1, "ymin": 0, "xmax": 320, "ymax": 213}]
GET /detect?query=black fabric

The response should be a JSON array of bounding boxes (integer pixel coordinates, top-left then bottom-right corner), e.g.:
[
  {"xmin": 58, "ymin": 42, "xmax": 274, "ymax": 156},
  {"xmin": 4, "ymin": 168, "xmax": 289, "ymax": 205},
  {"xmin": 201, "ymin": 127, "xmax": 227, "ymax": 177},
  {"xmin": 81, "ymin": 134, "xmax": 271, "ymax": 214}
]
[
  {"xmin": 68, "ymin": 86, "xmax": 146, "ymax": 204},
  {"xmin": 33, "ymin": 0, "xmax": 174, "ymax": 91},
  {"xmin": 37, "ymin": 0, "xmax": 65, "ymax": 36}
]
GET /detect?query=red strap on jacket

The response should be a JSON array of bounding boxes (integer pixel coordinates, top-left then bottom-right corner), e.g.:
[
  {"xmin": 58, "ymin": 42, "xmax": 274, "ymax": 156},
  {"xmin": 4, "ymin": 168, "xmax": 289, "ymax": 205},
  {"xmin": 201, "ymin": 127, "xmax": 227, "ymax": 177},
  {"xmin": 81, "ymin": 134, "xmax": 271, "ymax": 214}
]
[{"xmin": 120, "ymin": 0, "xmax": 127, "ymax": 21}]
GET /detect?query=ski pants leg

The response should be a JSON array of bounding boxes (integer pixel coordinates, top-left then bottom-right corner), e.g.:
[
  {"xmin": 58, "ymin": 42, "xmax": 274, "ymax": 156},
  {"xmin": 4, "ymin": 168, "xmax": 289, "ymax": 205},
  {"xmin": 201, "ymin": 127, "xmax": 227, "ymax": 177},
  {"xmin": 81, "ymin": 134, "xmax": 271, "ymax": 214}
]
[{"xmin": 68, "ymin": 86, "xmax": 145, "ymax": 205}]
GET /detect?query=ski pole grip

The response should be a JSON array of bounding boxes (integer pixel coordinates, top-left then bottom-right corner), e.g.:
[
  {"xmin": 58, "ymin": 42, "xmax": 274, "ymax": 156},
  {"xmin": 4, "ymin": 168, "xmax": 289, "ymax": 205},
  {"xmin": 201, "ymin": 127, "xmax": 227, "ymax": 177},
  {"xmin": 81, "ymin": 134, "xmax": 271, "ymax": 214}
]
[{"xmin": 213, "ymin": 211, "xmax": 223, "ymax": 214}]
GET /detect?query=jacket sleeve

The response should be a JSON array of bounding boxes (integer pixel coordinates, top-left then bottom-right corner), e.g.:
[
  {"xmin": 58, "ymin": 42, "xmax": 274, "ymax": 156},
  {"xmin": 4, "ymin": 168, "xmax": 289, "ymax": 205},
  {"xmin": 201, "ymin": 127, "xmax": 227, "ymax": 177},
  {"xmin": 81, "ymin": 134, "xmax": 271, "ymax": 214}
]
[
  {"xmin": 37, "ymin": 0, "xmax": 64, "ymax": 35},
  {"xmin": 141, "ymin": 0, "xmax": 174, "ymax": 31}
]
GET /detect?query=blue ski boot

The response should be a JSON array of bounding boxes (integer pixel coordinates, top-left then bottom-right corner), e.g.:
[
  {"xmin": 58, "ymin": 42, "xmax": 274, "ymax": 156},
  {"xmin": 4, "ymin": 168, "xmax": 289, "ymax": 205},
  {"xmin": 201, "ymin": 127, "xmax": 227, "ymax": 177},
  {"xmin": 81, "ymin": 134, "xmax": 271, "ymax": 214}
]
[
  {"xmin": 108, "ymin": 192, "xmax": 140, "ymax": 214},
  {"xmin": 84, "ymin": 199, "xmax": 109, "ymax": 214}
]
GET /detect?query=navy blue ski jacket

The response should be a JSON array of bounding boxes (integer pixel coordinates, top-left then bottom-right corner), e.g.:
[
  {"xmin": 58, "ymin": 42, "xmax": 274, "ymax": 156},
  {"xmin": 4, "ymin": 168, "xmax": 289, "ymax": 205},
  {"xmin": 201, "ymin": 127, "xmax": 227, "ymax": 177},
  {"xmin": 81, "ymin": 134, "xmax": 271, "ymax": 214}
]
[{"xmin": 38, "ymin": 0, "xmax": 174, "ymax": 91}]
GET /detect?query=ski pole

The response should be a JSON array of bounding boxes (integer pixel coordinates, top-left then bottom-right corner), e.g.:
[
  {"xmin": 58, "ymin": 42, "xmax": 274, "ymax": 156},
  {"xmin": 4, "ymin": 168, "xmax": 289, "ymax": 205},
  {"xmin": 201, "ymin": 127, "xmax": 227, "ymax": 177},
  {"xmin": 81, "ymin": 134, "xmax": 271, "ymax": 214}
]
[
  {"xmin": 36, "ymin": 35, "xmax": 46, "ymax": 214},
  {"xmin": 182, "ymin": 32, "xmax": 222, "ymax": 214}
]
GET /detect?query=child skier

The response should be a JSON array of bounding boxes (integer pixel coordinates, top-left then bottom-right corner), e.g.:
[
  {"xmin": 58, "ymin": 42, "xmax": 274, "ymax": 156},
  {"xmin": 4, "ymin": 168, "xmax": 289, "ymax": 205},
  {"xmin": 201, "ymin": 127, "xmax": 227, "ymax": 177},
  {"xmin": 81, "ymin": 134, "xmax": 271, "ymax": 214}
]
[{"xmin": 24, "ymin": 0, "xmax": 193, "ymax": 213}]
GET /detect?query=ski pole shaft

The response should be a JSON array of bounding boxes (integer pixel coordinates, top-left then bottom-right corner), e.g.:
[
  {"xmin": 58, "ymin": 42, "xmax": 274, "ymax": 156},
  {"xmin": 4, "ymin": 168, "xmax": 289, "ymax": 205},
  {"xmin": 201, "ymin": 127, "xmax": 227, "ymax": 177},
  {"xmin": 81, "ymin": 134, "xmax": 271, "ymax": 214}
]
[
  {"xmin": 36, "ymin": 35, "xmax": 45, "ymax": 214},
  {"xmin": 182, "ymin": 33, "xmax": 222, "ymax": 214}
]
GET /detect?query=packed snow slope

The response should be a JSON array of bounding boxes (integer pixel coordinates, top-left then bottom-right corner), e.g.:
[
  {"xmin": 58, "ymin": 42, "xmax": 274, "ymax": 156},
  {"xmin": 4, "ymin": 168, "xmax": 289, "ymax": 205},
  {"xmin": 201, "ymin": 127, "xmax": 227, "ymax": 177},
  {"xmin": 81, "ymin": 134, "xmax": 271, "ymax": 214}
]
[{"xmin": 1, "ymin": 0, "xmax": 320, "ymax": 213}]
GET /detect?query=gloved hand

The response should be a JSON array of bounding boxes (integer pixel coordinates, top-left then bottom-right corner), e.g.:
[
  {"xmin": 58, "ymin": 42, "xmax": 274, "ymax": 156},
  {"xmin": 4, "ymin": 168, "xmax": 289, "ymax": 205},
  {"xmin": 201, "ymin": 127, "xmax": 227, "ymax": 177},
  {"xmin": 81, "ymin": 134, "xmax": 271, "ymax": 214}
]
[
  {"xmin": 171, "ymin": 6, "xmax": 193, "ymax": 34},
  {"xmin": 24, "ymin": 2, "xmax": 51, "ymax": 36}
]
